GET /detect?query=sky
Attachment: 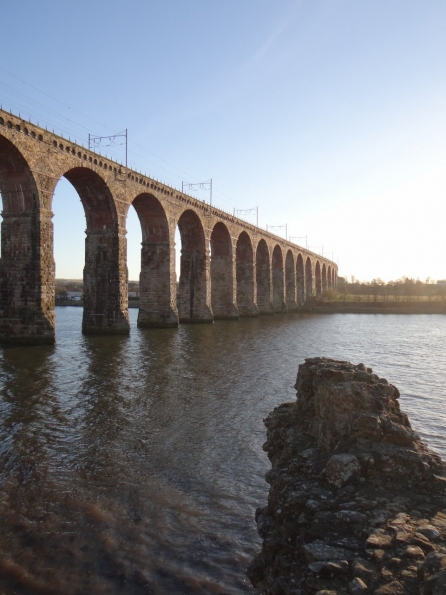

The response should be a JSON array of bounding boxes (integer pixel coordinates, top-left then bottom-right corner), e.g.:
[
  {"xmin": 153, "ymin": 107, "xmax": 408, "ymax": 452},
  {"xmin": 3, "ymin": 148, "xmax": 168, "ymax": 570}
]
[{"xmin": 0, "ymin": 0, "xmax": 445, "ymax": 282}]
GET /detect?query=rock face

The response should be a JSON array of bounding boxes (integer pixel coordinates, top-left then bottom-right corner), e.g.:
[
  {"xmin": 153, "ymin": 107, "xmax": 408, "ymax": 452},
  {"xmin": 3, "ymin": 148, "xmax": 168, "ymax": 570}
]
[{"xmin": 248, "ymin": 358, "xmax": 446, "ymax": 595}]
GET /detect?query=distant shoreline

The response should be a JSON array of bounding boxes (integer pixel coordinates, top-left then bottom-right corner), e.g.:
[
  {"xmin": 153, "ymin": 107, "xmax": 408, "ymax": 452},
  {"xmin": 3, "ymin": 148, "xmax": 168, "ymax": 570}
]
[
  {"xmin": 301, "ymin": 300, "xmax": 446, "ymax": 314},
  {"xmin": 56, "ymin": 301, "xmax": 140, "ymax": 309},
  {"xmin": 55, "ymin": 300, "xmax": 446, "ymax": 314}
]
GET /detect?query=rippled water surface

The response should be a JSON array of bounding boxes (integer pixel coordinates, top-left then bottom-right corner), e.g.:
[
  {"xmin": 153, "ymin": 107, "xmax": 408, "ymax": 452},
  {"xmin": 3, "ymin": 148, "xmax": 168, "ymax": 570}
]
[{"xmin": 0, "ymin": 309, "xmax": 445, "ymax": 594}]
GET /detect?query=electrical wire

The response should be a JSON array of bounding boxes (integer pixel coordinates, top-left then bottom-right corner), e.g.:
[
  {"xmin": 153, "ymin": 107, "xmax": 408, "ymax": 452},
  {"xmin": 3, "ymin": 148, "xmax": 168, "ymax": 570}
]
[{"xmin": 0, "ymin": 69, "xmax": 239, "ymax": 210}]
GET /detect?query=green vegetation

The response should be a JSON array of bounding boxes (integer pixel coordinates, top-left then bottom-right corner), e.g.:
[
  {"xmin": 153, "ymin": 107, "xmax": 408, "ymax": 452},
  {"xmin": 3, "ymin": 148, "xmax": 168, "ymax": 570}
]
[
  {"xmin": 326, "ymin": 277, "xmax": 446, "ymax": 303},
  {"xmin": 55, "ymin": 279, "xmax": 140, "ymax": 303}
]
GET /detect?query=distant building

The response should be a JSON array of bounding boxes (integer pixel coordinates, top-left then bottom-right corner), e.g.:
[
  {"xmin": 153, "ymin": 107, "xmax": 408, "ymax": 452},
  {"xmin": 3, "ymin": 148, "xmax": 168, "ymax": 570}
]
[
  {"xmin": 67, "ymin": 291, "xmax": 83, "ymax": 300},
  {"xmin": 436, "ymin": 280, "xmax": 446, "ymax": 286}
]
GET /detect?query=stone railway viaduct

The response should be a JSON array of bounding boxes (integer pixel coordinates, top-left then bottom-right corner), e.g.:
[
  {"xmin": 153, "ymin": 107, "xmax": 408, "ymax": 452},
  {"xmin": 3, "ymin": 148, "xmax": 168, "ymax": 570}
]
[{"xmin": 0, "ymin": 109, "xmax": 337, "ymax": 344}]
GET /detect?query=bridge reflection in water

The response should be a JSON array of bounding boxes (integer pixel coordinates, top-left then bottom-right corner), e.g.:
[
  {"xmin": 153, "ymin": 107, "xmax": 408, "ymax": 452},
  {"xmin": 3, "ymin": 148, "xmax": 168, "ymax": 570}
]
[{"xmin": 0, "ymin": 309, "xmax": 444, "ymax": 594}]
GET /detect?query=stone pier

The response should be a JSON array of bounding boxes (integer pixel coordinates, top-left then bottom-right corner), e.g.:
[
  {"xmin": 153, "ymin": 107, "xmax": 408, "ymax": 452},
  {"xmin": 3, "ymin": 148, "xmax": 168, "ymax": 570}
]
[{"xmin": 0, "ymin": 109, "xmax": 337, "ymax": 343}]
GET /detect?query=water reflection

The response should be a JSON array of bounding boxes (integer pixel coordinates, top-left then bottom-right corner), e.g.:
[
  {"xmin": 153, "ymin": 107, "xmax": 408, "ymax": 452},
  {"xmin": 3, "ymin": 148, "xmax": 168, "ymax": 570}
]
[
  {"xmin": 0, "ymin": 344, "xmax": 61, "ymax": 482},
  {"xmin": 0, "ymin": 309, "xmax": 444, "ymax": 594},
  {"xmin": 74, "ymin": 333, "xmax": 134, "ymax": 481}
]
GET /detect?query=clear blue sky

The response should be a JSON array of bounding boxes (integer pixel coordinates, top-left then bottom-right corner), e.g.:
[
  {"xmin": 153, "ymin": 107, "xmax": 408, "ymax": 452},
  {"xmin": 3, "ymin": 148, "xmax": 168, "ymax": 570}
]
[{"xmin": 1, "ymin": 0, "xmax": 445, "ymax": 281}]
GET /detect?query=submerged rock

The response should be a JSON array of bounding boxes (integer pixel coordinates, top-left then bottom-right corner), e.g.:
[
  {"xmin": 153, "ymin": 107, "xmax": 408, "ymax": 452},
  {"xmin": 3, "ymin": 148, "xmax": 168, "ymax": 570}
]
[{"xmin": 248, "ymin": 357, "xmax": 446, "ymax": 595}]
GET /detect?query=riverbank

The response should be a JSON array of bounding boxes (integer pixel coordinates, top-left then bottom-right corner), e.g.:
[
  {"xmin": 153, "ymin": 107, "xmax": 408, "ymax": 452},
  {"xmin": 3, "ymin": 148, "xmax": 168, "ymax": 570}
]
[
  {"xmin": 248, "ymin": 358, "xmax": 446, "ymax": 594},
  {"xmin": 301, "ymin": 301, "xmax": 446, "ymax": 314},
  {"xmin": 55, "ymin": 300, "xmax": 141, "ymax": 308},
  {"xmin": 54, "ymin": 300, "xmax": 446, "ymax": 314}
]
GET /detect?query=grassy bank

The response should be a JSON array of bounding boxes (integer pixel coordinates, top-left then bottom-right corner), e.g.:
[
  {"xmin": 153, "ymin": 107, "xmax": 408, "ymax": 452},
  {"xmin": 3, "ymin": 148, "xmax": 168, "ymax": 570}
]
[
  {"xmin": 56, "ymin": 300, "xmax": 140, "ymax": 308},
  {"xmin": 303, "ymin": 300, "xmax": 446, "ymax": 314}
]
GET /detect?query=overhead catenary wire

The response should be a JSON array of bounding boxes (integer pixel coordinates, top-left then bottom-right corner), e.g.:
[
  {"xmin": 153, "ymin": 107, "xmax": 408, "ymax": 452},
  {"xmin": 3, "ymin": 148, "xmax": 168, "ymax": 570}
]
[
  {"xmin": 0, "ymin": 68, "xmax": 294, "ymax": 222},
  {"xmin": 0, "ymin": 69, "xmax": 210, "ymax": 185}
]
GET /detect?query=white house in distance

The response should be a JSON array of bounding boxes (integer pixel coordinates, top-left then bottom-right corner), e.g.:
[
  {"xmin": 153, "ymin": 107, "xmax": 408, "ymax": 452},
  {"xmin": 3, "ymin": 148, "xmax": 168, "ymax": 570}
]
[{"xmin": 61, "ymin": 291, "xmax": 138, "ymax": 300}]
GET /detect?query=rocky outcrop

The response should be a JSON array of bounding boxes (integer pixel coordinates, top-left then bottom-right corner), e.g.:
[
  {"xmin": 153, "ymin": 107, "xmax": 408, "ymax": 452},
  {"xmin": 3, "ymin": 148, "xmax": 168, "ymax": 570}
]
[{"xmin": 248, "ymin": 358, "xmax": 446, "ymax": 595}]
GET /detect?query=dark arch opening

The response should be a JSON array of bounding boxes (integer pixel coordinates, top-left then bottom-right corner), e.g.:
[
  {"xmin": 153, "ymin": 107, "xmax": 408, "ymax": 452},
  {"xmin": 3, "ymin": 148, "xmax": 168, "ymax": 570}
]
[
  {"xmin": 305, "ymin": 257, "xmax": 313, "ymax": 299},
  {"xmin": 130, "ymin": 193, "xmax": 177, "ymax": 327},
  {"xmin": 272, "ymin": 244, "xmax": 286, "ymax": 313},
  {"xmin": 256, "ymin": 239, "xmax": 273, "ymax": 314},
  {"xmin": 0, "ymin": 134, "xmax": 54, "ymax": 343},
  {"xmin": 0, "ymin": 135, "xmax": 39, "ymax": 213},
  {"xmin": 236, "ymin": 232, "xmax": 257, "ymax": 317},
  {"xmin": 315, "ymin": 261, "xmax": 322, "ymax": 296},
  {"xmin": 327, "ymin": 265, "xmax": 332, "ymax": 289},
  {"xmin": 177, "ymin": 209, "xmax": 212, "ymax": 323},
  {"xmin": 296, "ymin": 253, "xmax": 305, "ymax": 304},
  {"xmin": 285, "ymin": 250, "xmax": 297, "ymax": 311},
  {"xmin": 322, "ymin": 263, "xmax": 327, "ymax": 292},
  {"xmin": 210, "ymin": 222, "xmax": 237, "ymax": 319}
]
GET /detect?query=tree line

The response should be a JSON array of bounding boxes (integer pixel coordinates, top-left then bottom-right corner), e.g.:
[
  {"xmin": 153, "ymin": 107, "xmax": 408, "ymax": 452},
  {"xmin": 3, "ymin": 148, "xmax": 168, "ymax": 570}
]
[
  {"xmin": 329, "ymin": 277, "xmax": 446, "ymax": 302},
  {"xmin": 55, "ymin": 279, "xmax": 140, "ymax": 300}
]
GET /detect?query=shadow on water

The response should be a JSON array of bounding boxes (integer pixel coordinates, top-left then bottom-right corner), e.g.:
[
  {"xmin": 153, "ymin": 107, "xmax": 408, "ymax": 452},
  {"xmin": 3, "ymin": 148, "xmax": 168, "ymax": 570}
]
[{"xmin": 0, "ymin": 343, "xmax": 56, "ymax": 480}]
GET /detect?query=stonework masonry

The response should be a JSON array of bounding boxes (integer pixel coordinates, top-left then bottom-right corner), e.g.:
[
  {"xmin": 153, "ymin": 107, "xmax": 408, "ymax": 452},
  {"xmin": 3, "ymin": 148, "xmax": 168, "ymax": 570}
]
[
  {"xmin": 0, "ymin": 109, "xmax": 337, "ymax": 344},
  {"xmin": 248, "ymin": 358, "xmax": 446, "ymax": 595}
]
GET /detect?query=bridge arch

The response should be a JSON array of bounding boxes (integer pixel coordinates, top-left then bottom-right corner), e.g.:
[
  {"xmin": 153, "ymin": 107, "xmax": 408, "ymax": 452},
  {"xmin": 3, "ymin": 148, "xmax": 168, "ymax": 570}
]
[
  {"xmin": 296, "ymin": 253, "xmax": 305, "ymax": 304},
  {"xmin": 256, "ymin": 239, "xmax": 273, "ymax": 314},
  {"xmin": 236, "ymin": 231, "xmax": 258, "ymax": 317},
  {"xmin": 315, "ymin": 260, "xmax": 322, "ymax": 296},
  {"xmin": 210, "ymin": 221, "xmax": 237, "ymax": 319},
  {"xmin": 0, "ymin": 134, "xmax": 55, "ymax": 343},
  {"xmin": 56, "ymin": 167, "xmax": 128, "ymax": 335},
  {"xmin": 305, "ymin": 257, "xmax": 313, "ymax": 299},
  {"xmin": 0, "ymin": 111, "xmax": 339, "ymax": 343},
  {"xmin": 177, "ymin": 209, "xmax": 212, "ymax": 323},
  {"xmin": 60, "ymin": 167, "xmax": 117, "ymax": 229},
  {"xmin": 0, "ymin": 133, "xmax": 39, "ymax": 212},
  {"xmin": 130, "ymin": 192, "xmax": 177, "ymax": 327},
  {"xmin": 272, "ymin": 245, "xmax": 286, "ymax": 313}
]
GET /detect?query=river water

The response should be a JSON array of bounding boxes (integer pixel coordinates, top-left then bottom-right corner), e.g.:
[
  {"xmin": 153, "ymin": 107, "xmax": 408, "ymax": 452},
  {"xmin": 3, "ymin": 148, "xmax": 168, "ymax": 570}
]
[{"xmin": 0, "ymin": 309, "xmax": 445, "ymax": 595}]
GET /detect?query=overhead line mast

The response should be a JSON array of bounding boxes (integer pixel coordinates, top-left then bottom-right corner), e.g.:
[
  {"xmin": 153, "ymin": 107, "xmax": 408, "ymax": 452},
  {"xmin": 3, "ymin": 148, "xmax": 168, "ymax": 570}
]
[
  {"xmin": 233, "ymin": 207, "xmax": 258, "ymax": 227},
  {"xmin": 266, "ymin": 224, "xmax": 287, "ymax": 241},
  {"xmin": 88, "ymin": 129, "xmax": 128, "ymax": 167}
]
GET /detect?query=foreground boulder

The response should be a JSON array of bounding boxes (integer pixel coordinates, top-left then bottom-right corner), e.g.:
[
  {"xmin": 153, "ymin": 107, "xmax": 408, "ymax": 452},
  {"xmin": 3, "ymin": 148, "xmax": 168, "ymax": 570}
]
[{"xmin": 248, "ymin": 358, "xmax": 446, "ymax": 595}]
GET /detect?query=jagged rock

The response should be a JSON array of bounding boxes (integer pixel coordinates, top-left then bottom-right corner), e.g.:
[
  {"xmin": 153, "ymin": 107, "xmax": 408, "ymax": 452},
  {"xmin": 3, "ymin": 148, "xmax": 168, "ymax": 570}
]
[
  {"xmin": 366, "ymin": 533, "xmax": 393, "ymax": 549},
  {"xmin": 352, "ymin": 557, "xmax": 377, "ymax": 581},
  {"xmin": 303, "ymin": 540, "xmax": 353, "ymax": 562},
  {"xmin": 248, "ymin": 358, "xmax": 446, "ymax": 595},
  {"xmin": 417, "ymin": 526, "xmax": 441, "ymax": 541},
  {"xmin": 324, "ymin": 454, "xmax": 361, "ymax": 488},
  {"xmin": 348, "ymin": 577, "xmax": 368, "ymax": 594},
  {"xmin": 374, "ymin": 581, "xmax": 405, "ymax": 594}
]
